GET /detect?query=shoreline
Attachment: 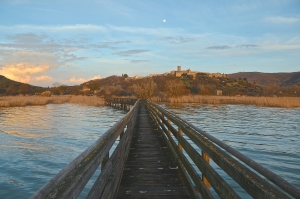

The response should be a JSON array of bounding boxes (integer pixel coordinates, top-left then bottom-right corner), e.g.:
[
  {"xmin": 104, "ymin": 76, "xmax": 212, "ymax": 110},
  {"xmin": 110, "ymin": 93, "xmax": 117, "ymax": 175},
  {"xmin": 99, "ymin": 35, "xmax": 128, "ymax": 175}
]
[
  {"xmin": 0, "ymin": 95, "xmax": 106, "ymax": 107},
  {"xmin": 151, "ymin": 95, "xmax": 300, "ymax": 108},
  {"xmin": 0, "ymin": 95, "xmax": 299, "ymax": 108}
]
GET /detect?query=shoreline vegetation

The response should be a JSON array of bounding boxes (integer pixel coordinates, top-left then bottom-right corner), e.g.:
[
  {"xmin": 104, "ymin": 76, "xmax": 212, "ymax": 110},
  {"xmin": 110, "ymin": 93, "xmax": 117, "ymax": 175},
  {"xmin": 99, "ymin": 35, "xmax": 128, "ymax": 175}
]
[
  {"xmin": 0, "ymin": 95, "xmax": 299, "ymax": 108},
  {"xmin": 151, "ymin": 95, "xmax": 300, "ymax": 108},
  {"xmin": 0, "ymin": 95, "xmax": 106, "ymax": 107}
]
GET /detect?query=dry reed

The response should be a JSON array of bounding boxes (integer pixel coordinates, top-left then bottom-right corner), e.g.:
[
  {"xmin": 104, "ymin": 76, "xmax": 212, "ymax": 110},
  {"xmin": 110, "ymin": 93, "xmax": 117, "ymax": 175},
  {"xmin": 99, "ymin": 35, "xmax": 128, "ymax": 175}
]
[
  {"xmin": 151, "ymin": 95, "xmax": 300, "ymax": 108},
  {"xmin": 1, "ymin": 95, "xmax": 299, "ymax": 108},
  {"xmin": 0, "ymin": 95, "xmax": 105, "ymax": 107}
]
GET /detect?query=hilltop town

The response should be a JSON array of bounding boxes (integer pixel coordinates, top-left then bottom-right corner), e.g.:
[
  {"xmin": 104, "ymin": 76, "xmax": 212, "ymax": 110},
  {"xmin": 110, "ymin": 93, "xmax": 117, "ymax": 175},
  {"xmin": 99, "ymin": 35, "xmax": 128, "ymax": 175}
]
[{"xmin": 127, "ymin": 66, "xmax": 226, "ymax": 80}]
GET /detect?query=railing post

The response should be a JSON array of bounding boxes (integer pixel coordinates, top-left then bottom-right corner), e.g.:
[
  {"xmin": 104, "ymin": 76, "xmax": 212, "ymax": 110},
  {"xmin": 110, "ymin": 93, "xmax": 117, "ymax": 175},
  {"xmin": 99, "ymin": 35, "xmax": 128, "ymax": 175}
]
[
  {"xmin": 178, "ymin": 128, "xmax": 183, "ymax": 151},
  {"xmin": 202, "ymin": 151, "xmax": 210, "ymax": 190},
  {"xmin": 167, "ymin": 119, "xmax": 171, "ymax": 135},
  {"xmin": 101, "ymin": 152, "xmax": 109, "ymax": 172},
  {"xmin": 120, "ymin": 128, "xmax": 124, "ymax": 139}
]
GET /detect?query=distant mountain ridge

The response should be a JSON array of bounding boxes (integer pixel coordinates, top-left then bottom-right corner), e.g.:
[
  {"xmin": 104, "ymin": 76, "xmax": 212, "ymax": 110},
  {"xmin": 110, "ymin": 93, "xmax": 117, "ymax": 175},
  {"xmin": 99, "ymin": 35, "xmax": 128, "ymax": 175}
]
[{"xmin": 227, "ymin": 72, "xmax": 300, "ymax": 86}]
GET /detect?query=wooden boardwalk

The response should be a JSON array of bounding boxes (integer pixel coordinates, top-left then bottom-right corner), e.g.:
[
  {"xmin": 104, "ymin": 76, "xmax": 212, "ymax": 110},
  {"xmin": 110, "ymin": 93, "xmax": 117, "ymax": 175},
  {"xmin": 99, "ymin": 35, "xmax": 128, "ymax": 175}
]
[
  {"xmin": 116, "ymin": 103, "xmax": 191, "ymax": 199},
  {"xmin": 30, "ymin": 99, "xmax": 300, "ymax": 199}
]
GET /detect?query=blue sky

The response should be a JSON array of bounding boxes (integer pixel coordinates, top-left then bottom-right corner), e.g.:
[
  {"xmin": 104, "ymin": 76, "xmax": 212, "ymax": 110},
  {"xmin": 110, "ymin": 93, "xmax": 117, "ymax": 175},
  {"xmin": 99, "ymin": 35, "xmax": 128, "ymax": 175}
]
[{"xmin": 0, "ymin": 0, "xmax": 299, "ymax": 86}]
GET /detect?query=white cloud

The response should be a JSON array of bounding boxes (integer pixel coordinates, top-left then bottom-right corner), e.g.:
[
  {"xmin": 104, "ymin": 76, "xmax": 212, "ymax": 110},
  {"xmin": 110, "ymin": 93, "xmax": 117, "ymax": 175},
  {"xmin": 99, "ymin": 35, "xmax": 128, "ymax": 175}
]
[
  {"xmin": 265, "ymin": 16, "xmax": 300, "ymax": 24},
  {"xmin": 0, "ymin": 62, "xmax": 54, "ymax": 84},
  {"xmin": 0, "ymin": 24, "xmax": 107, "ymax": 33},
  {"xmin": 108, "ymin": 25, "xmax": 184, "ymax": 36},
  {"xmin": 15, "ymin": 51, "xmax": 55, "ymax": 58},
  {"xmin": 69, "ymin": 75, "xmax": 101, "ymax": 83},
  {"xmin": 90, "ymin": 75, "xmax": 101, "ymax": 80},
  {"xmin": 69, "ymin": 77, "xmax": 86, "ymax": 83},
  {"xmin": 261, "ymin": 44, "xmax": 300, "ymax": 50},
  {"xmin": 33, "ymin": 75, "xmax": 54, "ymax": 82}
]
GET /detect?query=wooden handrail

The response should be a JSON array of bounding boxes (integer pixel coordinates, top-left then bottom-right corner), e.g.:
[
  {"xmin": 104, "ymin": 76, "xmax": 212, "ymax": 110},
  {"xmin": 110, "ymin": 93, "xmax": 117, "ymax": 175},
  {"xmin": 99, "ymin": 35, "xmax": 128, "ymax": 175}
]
[
  {"xmin": 146, "ymin": 100, "xmax": 300, "ymax": 198},
  {"xmin": 105, "ymin": 97, "xmax": 138, "ymax": 105},
  {"xmin": 30, "ymin": 99, "xmax": 140, "ymax": 199}
]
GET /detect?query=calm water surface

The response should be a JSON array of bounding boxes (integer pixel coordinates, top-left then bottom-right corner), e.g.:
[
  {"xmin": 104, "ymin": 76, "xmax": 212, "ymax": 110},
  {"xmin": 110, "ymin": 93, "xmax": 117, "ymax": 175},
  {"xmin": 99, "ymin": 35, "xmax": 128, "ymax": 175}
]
[
  {"xmin": 0, "ymin": 103, "xmax": 299, "ymax": 198},
  {"xmin": 161, "ymin": 103, "xmax": 300, "ymax": 198},
  {"xmin": 0, "ymin": 104, "xmax": 125, "ymax": 199}
]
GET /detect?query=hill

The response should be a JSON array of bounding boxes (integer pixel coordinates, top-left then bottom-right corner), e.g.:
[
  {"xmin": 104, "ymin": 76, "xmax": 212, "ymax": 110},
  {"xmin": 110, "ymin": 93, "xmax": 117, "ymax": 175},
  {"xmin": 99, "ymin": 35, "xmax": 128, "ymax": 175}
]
[
  {"xmin": 227, "ymin": 72, "xmax": 300, "ymax": 86},
  {"xmin": 0, "ymin": 75, "xmax": 44, "ymax": 95},
  {"xmin": 82, "ymin": 73, "xmax": 264, "ymax": 97},
  {"xmin": 1, "ymin": 71, "xmax": 300, "ymax": 97}
]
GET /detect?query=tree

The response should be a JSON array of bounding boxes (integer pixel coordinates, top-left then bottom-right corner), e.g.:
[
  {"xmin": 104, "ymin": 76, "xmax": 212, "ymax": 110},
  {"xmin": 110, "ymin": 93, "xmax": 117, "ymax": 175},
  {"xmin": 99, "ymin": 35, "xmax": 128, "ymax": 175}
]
[
  {"xmin": 19, "ymin": 83, "xmax": 33, "ymax": 95},
  {"xmin": 7, "ymin": 85, "xmax": 18, "ymax": 95},
  {"xmin": 52, "ymin": 82, "xmax": 61, "ymax": 87},
  {"xmin": 164, "ymin": 79, "xmax": 189, "ymax": 97},
  {"xmin": 88, "ymin": 82, "xmax": 100, "ymax": 91},
  {"xmin": 130, "ymin": 78, "xmax": 157, "ymax": 99}
]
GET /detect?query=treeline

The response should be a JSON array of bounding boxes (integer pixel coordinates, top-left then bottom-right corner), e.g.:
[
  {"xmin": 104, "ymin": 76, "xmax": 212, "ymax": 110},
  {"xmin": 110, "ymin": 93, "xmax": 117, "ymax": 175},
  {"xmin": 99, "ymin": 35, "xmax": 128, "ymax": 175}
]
[{"xmin": 1, "ymin": 74, "xmax": 300, "ymax": 97}]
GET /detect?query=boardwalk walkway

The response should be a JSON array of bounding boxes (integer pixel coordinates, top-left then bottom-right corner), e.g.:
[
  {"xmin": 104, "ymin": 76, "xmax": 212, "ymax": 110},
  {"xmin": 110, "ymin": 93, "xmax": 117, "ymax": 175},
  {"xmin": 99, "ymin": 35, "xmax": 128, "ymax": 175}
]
[
  {"xmin": 116, "ymin": 103, "xmax": 191, "ymax": 199},
  {"xmin": 30, "ymin": 99, "xmax": 300, "ymax": 199}
]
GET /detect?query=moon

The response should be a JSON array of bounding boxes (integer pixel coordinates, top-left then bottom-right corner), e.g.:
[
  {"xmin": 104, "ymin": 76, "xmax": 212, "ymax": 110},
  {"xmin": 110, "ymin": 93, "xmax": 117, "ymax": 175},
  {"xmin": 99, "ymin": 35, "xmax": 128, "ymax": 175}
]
[{"xmin": 163, "ymin": 19, "xmax": 166, "ymax": 23}]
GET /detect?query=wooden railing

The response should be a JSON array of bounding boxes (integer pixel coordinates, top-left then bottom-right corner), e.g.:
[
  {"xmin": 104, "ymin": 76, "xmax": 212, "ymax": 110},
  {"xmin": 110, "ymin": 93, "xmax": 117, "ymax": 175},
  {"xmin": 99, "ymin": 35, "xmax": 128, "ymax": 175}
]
[
  {"xmin": 105, "ymin": 98, "xmax": 137, "ymax": 111},
  {"xmin": 30, "ymin": 99, "xmax": 140, "ymax": 199},
  {"xmin": 146, "ymin": 100, "xmax": 300, "ymax": 199}
]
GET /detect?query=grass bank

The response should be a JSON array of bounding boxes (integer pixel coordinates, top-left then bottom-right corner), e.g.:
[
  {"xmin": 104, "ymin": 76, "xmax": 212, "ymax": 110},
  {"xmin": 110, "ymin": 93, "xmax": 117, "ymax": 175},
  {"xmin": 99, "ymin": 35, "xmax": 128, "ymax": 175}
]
[
  {"xmin": 151, "ymin": 95, "xmax": 300, "ymax": 108},
  {"xmin": 0, "ymin": 95, "xmax": 105, "ymax": 107}
]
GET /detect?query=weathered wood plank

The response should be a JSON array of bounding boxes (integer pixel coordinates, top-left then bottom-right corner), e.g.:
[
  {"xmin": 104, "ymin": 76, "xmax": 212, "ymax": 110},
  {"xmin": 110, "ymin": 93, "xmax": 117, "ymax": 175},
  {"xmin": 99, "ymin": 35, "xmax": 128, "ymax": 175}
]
[{"xmin": 116, "ymin": 103, "xmax": 191, "ymax": 198}]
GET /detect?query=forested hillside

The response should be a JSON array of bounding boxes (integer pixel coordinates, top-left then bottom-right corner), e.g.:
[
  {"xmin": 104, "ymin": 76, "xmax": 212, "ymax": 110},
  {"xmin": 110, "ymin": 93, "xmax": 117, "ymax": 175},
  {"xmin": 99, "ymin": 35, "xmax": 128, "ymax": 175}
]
[{"xmin": 1, "ymin": 71, "xmax": 300, "ymax": 97}]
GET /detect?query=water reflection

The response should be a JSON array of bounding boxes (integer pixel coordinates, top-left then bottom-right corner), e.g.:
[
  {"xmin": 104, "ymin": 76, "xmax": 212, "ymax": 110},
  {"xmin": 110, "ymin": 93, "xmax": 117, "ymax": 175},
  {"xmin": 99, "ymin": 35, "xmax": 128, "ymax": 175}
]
[
  {"xmin": 0, "ymin": 104, "xmax": 125, "ymax": 199},
  {"xmin": 160, "ymin": 103, "xmax": 300, "ymax": 197}
]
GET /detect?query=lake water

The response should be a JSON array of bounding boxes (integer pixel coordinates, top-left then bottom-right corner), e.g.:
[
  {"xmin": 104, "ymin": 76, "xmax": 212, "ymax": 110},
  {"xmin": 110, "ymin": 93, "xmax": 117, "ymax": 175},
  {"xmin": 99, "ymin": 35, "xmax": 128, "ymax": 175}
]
[
  {"xmin": 0, "ymin": 104, "xmax": 125, "ymax": 199},
  {"xmin": 161, "ymin": 103, "xmax": 300, "ymax": 198},
  {"xmin": 0, "ymin": 103, "xmax": 299, "ymax": 198}
]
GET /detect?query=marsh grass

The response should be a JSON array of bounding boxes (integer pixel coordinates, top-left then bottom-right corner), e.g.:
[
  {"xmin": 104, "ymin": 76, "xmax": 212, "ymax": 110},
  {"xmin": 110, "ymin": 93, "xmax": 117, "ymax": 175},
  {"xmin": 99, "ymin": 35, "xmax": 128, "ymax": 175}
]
[
  {"xmin": 1, "ymin": 95, "xmax": 299, "ymax": 108},
  {"xmin": 152, "ymin": 95, "xmax": 300, "ymax": 108},
  {"xmin": 0, "ymin": 95, "xmax": 105, "ymax": 107}
]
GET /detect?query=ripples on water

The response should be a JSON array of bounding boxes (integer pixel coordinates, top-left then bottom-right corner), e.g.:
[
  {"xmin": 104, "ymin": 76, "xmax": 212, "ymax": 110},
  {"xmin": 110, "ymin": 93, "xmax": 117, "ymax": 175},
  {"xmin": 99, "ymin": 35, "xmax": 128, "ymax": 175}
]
[
  {"xmin": 162, "ymin": 103, "xmax": 300, "ymax": 198},
  {"xmin": 0, "ymin": 104, "xmax": 125, "ymax": 199},
  {"xmin": 1, "ymin": 103, "xmax": 299, "ymax": 198}
]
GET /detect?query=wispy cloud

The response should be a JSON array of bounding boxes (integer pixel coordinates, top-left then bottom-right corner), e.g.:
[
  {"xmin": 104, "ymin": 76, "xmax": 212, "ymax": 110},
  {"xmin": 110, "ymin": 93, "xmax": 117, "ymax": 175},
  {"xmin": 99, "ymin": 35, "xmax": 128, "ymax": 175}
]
[
  {"xmin": 236, "ymin": 44, "xmax": 259, "ymax": 48},
  {"xmin": 6, "ymin": 33, "xmax": 47, "ymax": 44},
  {"xmin": 92, "ymin": 40, "xmax": 131, "ymax": 50},
  {"xmin": 109, "ymin": 25, "xmax": 184, "ymax": 36},
  {"xmin": 0, "ymin": 24, "xmax": 107, "ymax": 32},
  {"xmin": 130, "ymin": 60, "xmax": 150, "ymax": 63},
  {"xmin": 116, "ymin": 49, "xmax": 149, "ymax": 56},
  {"xmin": 160, "ymin": 36, "xmax": 195, "ymax": 44},
  {"xmin": 265, "ymin": 16, "xmax": 300, "ymax": 24},
  {"xmin": 261, "ymin": 44, "xmax": 300, "ymax": 50},
  {"xmin": 206, "ymin": 45, "xmax": 231, "ymax": 50}
]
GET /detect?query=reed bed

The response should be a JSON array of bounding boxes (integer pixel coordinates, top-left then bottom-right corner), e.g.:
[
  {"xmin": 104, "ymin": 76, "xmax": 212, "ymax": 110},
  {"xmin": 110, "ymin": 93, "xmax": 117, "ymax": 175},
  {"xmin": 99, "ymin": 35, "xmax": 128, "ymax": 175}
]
[
  {"xmin": 1, "ymin": 95, "xmax": 299, "ymax": 108},
  {"xmin": 151, "ymin": 95, "xmax": 300, "ymax": 108},
  {"xmin": 0, "ymin": 95, "xmax": 105, "ymax": 107}
]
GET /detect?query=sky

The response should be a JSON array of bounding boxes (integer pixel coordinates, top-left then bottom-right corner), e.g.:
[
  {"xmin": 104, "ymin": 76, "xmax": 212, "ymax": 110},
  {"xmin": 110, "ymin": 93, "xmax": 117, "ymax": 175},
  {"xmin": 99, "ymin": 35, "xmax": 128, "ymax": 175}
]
[{"xmin": 0, "ymin": 0, "xmax": 300, "ymax": 87}]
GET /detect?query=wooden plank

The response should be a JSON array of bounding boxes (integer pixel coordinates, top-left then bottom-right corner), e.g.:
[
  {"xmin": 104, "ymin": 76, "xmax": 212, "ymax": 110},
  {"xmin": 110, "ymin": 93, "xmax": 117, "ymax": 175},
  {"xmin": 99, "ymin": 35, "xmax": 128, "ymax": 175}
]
[{"xmin": 116, "ymin": 103, "xmax": 191, "ymax": 198}]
